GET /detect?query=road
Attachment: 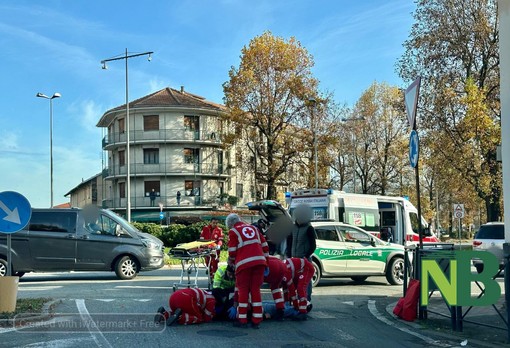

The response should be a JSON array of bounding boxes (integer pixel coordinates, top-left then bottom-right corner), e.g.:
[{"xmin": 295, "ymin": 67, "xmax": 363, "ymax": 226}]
[{"xmin": 0, "ymin": 267, "xmax": 499, "ymax": 347}]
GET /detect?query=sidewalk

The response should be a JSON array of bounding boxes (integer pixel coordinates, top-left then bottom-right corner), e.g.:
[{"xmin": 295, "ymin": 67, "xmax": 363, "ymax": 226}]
[{"xmin": 387, "ymin": 293, "xmax": 509, "ymax": 347}]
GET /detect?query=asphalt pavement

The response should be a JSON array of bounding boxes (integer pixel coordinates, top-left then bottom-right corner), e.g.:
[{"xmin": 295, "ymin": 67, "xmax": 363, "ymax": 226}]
[{"xmin": 1, "ymin": 266, "xmax": 509, "ymax": 347}]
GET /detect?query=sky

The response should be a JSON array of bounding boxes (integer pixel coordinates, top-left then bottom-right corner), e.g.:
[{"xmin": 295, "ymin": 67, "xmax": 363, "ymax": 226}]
[{"xmin": 0, "ymin": 0, "xmax": 416, "ymax": 208}]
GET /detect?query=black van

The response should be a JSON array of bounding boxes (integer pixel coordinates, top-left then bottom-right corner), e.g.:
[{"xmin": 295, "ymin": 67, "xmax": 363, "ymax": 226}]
[{"xmin": 0, "ymin": 208, "xmax": 165, "ymax": 279}]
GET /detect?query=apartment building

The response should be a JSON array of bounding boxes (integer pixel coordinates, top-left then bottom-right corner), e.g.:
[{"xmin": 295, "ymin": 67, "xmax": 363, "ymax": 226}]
[{"xmin": 94, "ymin": 86, "xmax": 254, "ymax": 219}]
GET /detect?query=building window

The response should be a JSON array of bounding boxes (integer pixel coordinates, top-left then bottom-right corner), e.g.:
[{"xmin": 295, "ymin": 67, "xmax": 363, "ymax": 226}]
[
  {"xmin": 184, "ymin": 115, "xmax": 199, "ymax": 131},
  {"xmin": 144, "ymin": 181, "xmax": 160, "ymax": 197},
  {"xmin": 143, "ymin": 148, "xmax": 159, "ymax": 164},
  {"xmin": 118, "ymin": 118, "xmax": 125, "ymax": 133},
  {"xmin": 144, "ymin": 115, "xmax": 159, "ymax": 131},
  {"xmin": 185, "ymin": 180, "xmax": 200, "ymax": 196},
  {"xmin": 236, "ymin": 183, "xmax": 243, "ymax": 198},
  {"xmin": 119, "ymin": 150, "xmax": 125, "ymax": 167},
  {"xmin": 184, "ymin": 148, "xmax": 199, "ymax": 164},
  {"xmin": 119, "ymin": 182, "xmax": 125, "ymax": 198}
]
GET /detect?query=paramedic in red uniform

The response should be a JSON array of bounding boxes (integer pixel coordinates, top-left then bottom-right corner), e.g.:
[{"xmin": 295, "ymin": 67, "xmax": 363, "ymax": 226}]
[
  {"xmin": 226, "ymin": 213, "xmax": 269, "ymax": 329},
  {"xmin": 283, "ymin": 257, "xmax": 315, "ymax": 321},
  {"xmin": 155, "ymin": 287, "xmax": 216, "ymax": 326},
  {"xmin": 263, "ymin": 256, "xmax": 289, "ymax": 321},
  {"xmin": 200, "ymin": 217, "xmax": 224, "ymax": 280}
]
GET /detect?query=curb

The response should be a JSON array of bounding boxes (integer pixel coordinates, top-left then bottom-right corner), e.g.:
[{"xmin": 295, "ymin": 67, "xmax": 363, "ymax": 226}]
[{"xmin": 385, "ymin": 301, "xmax": 506, "ymax": 348}]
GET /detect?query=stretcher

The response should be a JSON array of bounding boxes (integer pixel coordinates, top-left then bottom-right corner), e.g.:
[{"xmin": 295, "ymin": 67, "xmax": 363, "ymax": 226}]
[{"xmin": 168, "ymin": 240, "xmax": 217, "ymax": 291}]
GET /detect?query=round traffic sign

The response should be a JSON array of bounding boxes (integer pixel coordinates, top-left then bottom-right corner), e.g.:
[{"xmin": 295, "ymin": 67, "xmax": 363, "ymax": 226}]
[
  {"xmin": 454, "ymin": 211, "xmax": 463, "ymax": 219},
  {"xmin": 409, "ymin": 130, "xmax": 419, "ymax": 168},
  {"xmin": 159, "ymin": 212, "xmax": 165, "ymax": 220},
  {"xmin": 0, "ymin": 191, "xmax": 32, "ymax": 234}
]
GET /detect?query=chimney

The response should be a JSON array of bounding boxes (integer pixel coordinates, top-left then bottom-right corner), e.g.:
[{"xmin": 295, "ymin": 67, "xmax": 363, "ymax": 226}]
[{"xmin": 180, "ymin": 86, "xmax": 184, "ymax": 93}]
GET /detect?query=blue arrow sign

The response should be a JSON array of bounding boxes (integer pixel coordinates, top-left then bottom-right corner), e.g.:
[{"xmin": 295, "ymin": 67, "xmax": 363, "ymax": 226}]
[
  {"xmin": 409, "ymin": 130, "xmax": 419, "ymax": 168},
  {"xmin": 0, "ymin": 191, "xmax": 32, "ymax": 234},
  {"xmin": 159, "ymin": 212, "xmax": 164, "ymax": 220}
]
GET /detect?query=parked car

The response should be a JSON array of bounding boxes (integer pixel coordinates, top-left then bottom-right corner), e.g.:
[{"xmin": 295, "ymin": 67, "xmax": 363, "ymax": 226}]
[
  {"xmin": 0, "ymin": 208, "xmax": 165, "ymax": 279},
  {"xmin": 472, "ymin": 222, "xmax": 505, "ymax": 274},
  {"xmin": 246, "ymin": 200, "xmax": 407, "ymax": 286}
]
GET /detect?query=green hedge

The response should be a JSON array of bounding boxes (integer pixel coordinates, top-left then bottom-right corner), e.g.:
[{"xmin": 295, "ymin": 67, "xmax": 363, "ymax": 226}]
[{"xmin": 132, "ymin": 221, "xmax": 228, "ymax": 249}]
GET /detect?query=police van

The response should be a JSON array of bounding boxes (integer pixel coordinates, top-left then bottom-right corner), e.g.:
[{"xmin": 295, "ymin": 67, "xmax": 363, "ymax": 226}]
[
  {"xmin": 286, "ymin": 188, "xmax": 439, "ymax": 246},
  {"xmin": 247, "ymin": 200, "xmax": 406, "ymax": 286}
]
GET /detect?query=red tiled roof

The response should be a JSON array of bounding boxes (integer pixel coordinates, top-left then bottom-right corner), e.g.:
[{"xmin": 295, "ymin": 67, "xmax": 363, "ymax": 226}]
[
  {"xmin": 53, "ymin": 202, "xmax": 72, "ymax": 209},
  {"xmin": 105, "ymin": 87, "xmax": 225, "ymax": 113}
]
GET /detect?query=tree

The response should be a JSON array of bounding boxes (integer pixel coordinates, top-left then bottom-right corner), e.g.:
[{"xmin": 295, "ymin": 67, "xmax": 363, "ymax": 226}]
[
  {"xmin": 223, "ymin": 31, "xmax": 320, "ymax": 199},
  {"xmin": 347, "ymin": 82, "xmax": 408, "ymax": 195},
  {"xmin": 397, "ymin": 0, "xmax": 502, "ymax": 221}
]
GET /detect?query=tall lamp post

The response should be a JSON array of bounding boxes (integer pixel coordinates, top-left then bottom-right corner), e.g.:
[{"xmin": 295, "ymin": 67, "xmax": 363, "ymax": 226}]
[
  {"xmin": 101, "ymin": 49, "xmax": 153, "ymax": 222},
  {"xmin": 36, "ymin": 92, "xmax": 61, "ymax": 208},
  {"xmin": 308, "ymin": 98, "xmax": 318, "ymax": 191}
]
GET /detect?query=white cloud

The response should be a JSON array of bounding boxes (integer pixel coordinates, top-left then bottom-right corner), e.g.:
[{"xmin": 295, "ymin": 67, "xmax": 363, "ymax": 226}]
[
  {"xmin": 0, "ymin": 130, "xmax": 19, "ymax": 151},
  {"xmin": 67, "ymin": 100, "xmax": 104, "ymax": 132}
]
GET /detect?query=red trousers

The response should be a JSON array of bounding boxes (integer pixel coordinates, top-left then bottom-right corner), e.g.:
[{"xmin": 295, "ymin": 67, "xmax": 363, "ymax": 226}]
[
  {"xmin": 205, "ymin": 251, "xmax": 220, "ymax": 278},
  {"xmin": 294, "ymin": 262, "xmax": 314, "ymax": 313},
  {"xmin": 236, "ymin": 265, "xmax": 265, "ymax": 324}
]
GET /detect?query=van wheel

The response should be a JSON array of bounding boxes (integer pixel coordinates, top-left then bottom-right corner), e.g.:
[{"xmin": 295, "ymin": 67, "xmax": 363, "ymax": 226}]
[
  {"xmin": 312, "ymin": 260, "xmax": 321, "ymax": 287},
  {"xmin": 115, "ymin": 256, "xmax": 139, "ymax": 280},
  {"xmin": 386, "ymin": 257, "xmax": 404, "ymax": 285},
  {"xmin": 0, "ymin": 259, "xmax": 7, "ymax": 277}
]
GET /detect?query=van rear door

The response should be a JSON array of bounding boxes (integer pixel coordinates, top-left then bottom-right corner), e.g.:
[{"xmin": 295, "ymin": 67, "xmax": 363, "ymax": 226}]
[{"xmin": 28, "ymin": 210, "xmax": 77, "ymax": 270}]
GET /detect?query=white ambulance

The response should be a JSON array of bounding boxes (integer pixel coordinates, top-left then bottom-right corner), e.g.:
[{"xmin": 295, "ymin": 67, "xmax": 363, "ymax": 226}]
[{"xmin": 286, "ymin": 188, "xmax": 440, "ymax": 246}]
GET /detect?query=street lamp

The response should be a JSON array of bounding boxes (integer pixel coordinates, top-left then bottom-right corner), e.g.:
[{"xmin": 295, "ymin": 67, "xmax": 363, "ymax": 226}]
[
  {"xmin": 308, "ymin": 98, "xmax": 318, "ymax": 191},
  {"xmin": 36, "ymin": 92, "xmax": 61, "ymax": 208},
  {"xmin": 101, "ymin": 49, "xmax": 153, "ymax": 222}
]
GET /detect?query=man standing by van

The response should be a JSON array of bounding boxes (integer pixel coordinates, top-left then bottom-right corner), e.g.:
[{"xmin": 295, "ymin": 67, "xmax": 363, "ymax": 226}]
[{"xmin": 286, "ymin": 204, "xmax": 316, "ymax": 301}]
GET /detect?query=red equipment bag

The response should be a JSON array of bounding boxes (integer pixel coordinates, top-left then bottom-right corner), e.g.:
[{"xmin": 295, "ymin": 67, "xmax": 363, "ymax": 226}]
[{"xmin": 393, "ymin": 279, "xmax": 420, "ymax": 322}]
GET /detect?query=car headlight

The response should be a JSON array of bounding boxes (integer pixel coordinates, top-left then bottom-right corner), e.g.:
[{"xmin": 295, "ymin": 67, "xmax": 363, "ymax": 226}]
[{"xmin": 142, "ymin": 238, "xmax": 161, "ymax": 250}]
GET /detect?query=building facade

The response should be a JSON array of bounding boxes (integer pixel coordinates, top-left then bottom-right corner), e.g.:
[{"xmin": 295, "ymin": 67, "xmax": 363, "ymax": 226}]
[{"xmin": 95, "ymin": 86, "xmax": 254, "ymax": 219}]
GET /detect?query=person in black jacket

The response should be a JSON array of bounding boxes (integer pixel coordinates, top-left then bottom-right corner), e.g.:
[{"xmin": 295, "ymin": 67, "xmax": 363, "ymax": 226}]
[{"xmin": 285, "ymin": 204, "xmax": 316, "ymax": 301}]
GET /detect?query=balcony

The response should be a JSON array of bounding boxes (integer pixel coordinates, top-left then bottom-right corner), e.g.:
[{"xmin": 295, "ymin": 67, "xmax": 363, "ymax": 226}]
[
  {"xmin": 102, "ymin": 194, "xmax": 209, "ymax": 209},
  {"xmin": 103, "ymin": 160, "xmax": 230, "ymax": 180},
  {"xmin": 102, "ymin": 129, "xmax": 222, "ymax": 150}
]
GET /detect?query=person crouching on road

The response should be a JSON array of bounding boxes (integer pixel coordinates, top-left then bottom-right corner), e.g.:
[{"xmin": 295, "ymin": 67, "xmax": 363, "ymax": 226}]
[
  {"xmin": 226, "ymin": 213, "xmax": 269, "ymax": 329},
  {"xmin": 154, "ymin": 288, "xmax": 215, "ymax": 326},
  {"xmin": 263, "ymin": 256, "xmax": 289, "ymax": 321},
  {"xmin": 211, "ymin": 264, "xmax": 236, "ymax": 321},
  {"xmin": 283, "ymin": 257, "xmax": 315, "ymax": 321}
]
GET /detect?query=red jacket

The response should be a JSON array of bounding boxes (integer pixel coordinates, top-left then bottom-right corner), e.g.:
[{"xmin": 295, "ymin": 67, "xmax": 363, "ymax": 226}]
[
  {"xmin": 264, "ymin": 256, "xmax": 289, "ymax": 286},
  {"xmin": 228, "ymin": 221, "xmax": 269, "ymax": 272},
  {"xmin": 169, "ymin": 288, "xmax": 216, "ymax": 325},
  {"xmin": 200, "ymin": 224, "xmax": 224, "ymax": 247}
]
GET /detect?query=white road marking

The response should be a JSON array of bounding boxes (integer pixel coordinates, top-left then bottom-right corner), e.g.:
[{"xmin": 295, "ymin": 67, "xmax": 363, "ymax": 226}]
[
  {"xmin": 19, "ymin": 286, "xmax": 62, "ymax": 291},
  {"xmin": 19, "ymin": 337, "xmax": 92, "ymax": 347},
  {"xmin": 96, "ymin": 299, "xmax": 115, "ymax": 302},
  {"xmin": 75, "ymin": 299, "xmax": 112, "ymax": 348},
  {"xmin": 309, "ymin": 311, "xmax": 336, "ymax": 319},
  {"xmin": 367, "ymin": 300, "xmax": 452, "ymax": 347},
  {"xmin": 114, "ymin": 285, "xmax": 170, "ymax": 289},
  {"xmin": 342, "ymin": 301, "xmax": 355, "ymax": 306}
]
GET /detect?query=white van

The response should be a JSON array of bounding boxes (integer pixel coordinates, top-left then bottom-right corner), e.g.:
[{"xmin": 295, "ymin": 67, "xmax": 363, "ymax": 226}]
[{"xmin": 286, "ymin": 189, "xmax": 440, "ymax": 246}]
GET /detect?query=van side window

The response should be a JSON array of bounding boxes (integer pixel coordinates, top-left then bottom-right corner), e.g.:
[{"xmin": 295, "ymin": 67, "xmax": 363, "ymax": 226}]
[
  {"xmin": 28, "ymin": 212, "xmax": 76, "ymax": 233},
  {"xmin": 409, "ymin": 212, "xmax": 419, "ymax": 234},
  {"xmin": 87, "ymin": 215, "xmax": 119, "ymax": 236}
]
